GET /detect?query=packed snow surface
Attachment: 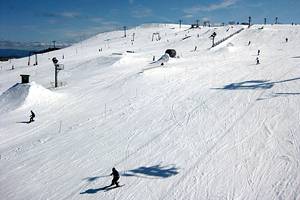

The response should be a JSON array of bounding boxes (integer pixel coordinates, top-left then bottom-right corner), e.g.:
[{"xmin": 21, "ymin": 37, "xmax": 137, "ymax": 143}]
[{"xmin": 0, "ymin": 24, "xmax": 300, "ymax": 200}]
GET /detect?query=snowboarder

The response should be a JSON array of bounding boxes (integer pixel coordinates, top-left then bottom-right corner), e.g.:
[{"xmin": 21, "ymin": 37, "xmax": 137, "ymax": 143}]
[
  {"xmin": 110, "ymin": 167, "xmax": 120, "ymax": 187},
  {"xmin": 248, "ymin": 41, "xmax": 251, "ymax": 46},
  {"xmin": 285, "ymin": 37, "xmax": 288, "ymax": 42},
  {"xmin": 257, "ymin": 49, "xmax": 260, "ymax": 55},
  {"xmin": 256, "ymin": 57, "xmax": 260, "ymax": 65},
  {"xmin": 29, "ymin": 110, "xmax": 35, "ymax": 122}
]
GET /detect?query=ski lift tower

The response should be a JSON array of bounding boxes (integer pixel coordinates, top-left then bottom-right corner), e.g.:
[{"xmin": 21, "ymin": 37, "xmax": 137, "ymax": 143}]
[
  {"xmin": 248, "ymin": 16, "xmax": 252, "ymax": 28},
  {"xmin": 52, "ymin": 57, "xmax": 64, "ymax": 88},
  {"xmin": 123, "ymin": 26, "xmax": 127, "ymax": 38}
]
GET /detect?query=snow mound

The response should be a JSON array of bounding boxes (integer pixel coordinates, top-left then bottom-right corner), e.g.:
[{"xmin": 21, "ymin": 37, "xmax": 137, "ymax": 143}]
[
  {"xmin": 0, "ymin": 82, "xmax": 60, "ymax": 113},
  {"xmin": 213, "ymin": 42, "xmax": 238, "ymax": 54},
  {"xmin": 226, "ymin": 42, "xmax": 237, "ymax": 52},
  {"xmin": 112, "ymin": 54, "xmax": 148, "ymax": 67}
]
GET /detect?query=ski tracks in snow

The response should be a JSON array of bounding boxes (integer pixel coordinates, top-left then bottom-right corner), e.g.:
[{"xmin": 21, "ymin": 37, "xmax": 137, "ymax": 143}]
[
  {"xmin": 160, "ymin": 54, "xmax": 300, "ymax": 199},
  {"xmin": 160, "ymin": 89, "xmax": 268, "ymax": 199}
]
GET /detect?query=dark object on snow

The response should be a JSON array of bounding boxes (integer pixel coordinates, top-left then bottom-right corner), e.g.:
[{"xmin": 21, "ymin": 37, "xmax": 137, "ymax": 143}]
[
  {"xmin": 257, "ymin": 49, "xmax": 260, "ymax": 56},
  {"xmin": 210, "ymin": 32, "xmax": 217, "ymax": 38},
  {"xmin": 182, "ymin": 35, "xmax": 191, "ymax": 40},
  {"xmin": 110, "ymin": 168, "xmax": 120, "ymax": 187},
  {"xmin": 152, "ymin": 33, "xmax": 161, "ymax": 41},
  {"xmin": 248, "ymin": 41, "xmax": 251, "ymax": 46},
  {"xmin": 52, "ymin": 57, "xmax": 58, "ymax": 64},
  {"xmin": 165, "ymin": 49, "xmax": 176, "ymax": 58},
  {"xmin": 29, "ymin": 110, "xmax": 35, "ymax": 122},
  {"xmin": 241, "ymin": 22, "xmax": 249, "ymax": 25},
  {"xmin": 112, "ymin": 53, "xmax": 123, "ymax": 55},
  {"xmin": 105, "ymin": 184, "xmax": 125, "ymax": 191},
  {"xmin": 256, "ymin": 57, "xmax": 260, "ymax": 65},
  {"xmin": 20, "ymin": 74, "xmax": 30, "ymax": 84},
  {"xmin": 191, "ymin": 24, "xmax": 199, "ymax": 28},
  {"xmin": 286, "ymin": 38, "xmax": 288, "ymax": 43}
]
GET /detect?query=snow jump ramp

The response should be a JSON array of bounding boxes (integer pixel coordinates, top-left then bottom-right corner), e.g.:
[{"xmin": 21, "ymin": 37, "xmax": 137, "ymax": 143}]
[{"xmin": 0, "ymin": 82, "xmax": 60, "ymax": 113}]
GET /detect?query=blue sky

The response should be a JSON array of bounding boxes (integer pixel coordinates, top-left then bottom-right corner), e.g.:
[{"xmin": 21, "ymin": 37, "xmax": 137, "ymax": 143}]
[{"xmin": 0, "ymin": 0, "xmax": 300, "ymax": 43}]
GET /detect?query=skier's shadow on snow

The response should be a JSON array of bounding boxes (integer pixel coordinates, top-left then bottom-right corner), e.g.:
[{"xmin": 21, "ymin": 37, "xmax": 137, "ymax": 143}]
[
  {"xmin": 16, "ymin": 121, "xmax": 32, "ymax": 124},
  {"xmin": 80, "ymin": 185, "xmax": 111, "ymax": 194},
  {"xmin": 80, "ymin": 165, "xmax": 179, "ymax": 194},
  {"xmin": 215, "ymin": 80, "xmax": 274, "ymax": 90},
  {"xmin": 214, "ymin": 77, "xmax": 300, "ymax": 91},
  {"xmin": 257, "ymin": 92, "xmax": 300, "ymax": 101},
  {"xmin": 122, "ymin": 164, "xmax": 179, "ymax": 179}
]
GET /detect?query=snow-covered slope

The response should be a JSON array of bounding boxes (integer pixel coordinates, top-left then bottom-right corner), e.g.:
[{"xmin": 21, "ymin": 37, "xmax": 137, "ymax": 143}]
[{"xmin": 0, "ymin": 24, "xmax": 300, "ymax": 200}]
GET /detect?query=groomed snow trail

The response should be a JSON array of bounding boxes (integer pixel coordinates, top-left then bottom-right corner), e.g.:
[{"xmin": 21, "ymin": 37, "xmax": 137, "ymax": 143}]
[{"xmin": 0, "ymin": 24, "xmax": 300, "ymax": 200}]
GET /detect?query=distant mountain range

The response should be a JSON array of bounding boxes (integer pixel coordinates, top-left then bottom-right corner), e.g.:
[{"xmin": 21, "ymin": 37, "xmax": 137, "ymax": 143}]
[
  {"xmin": 0, "ymin": 49, "xmax": 31, "ymax": 58},
  {"xmin": 0, "ymin": 40, "xmax": 71, "ymax": 51},
  {"xmin": 0, "ymin": 40, "xmax": 71, "ymax": 60}
]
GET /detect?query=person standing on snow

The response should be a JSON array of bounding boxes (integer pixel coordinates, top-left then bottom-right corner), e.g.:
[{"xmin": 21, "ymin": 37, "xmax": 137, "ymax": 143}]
[
  {"xmin": 257, "ymin": 49, "xmax": 260, "ymax": 55},
  {"xmin": 29, "ymin": 110, "xmax": 35, "ymax": 122},
  {"xmin": 256, "ymin": 57, "xmax": 260, "ymax": 65},
  {"xmin": 110, "ymin": 167, "xmax": 120, "ymax": 187}
]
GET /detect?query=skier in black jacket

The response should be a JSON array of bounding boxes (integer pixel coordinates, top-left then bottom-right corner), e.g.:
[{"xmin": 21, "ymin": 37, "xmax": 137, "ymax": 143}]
[
  {"xmin": 29, "ymin": 110, "xmax": 35, "ymax": 122},
  {"xmin": 110, "ymin": 167, "xmax": 120, "ymax": 187}
]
